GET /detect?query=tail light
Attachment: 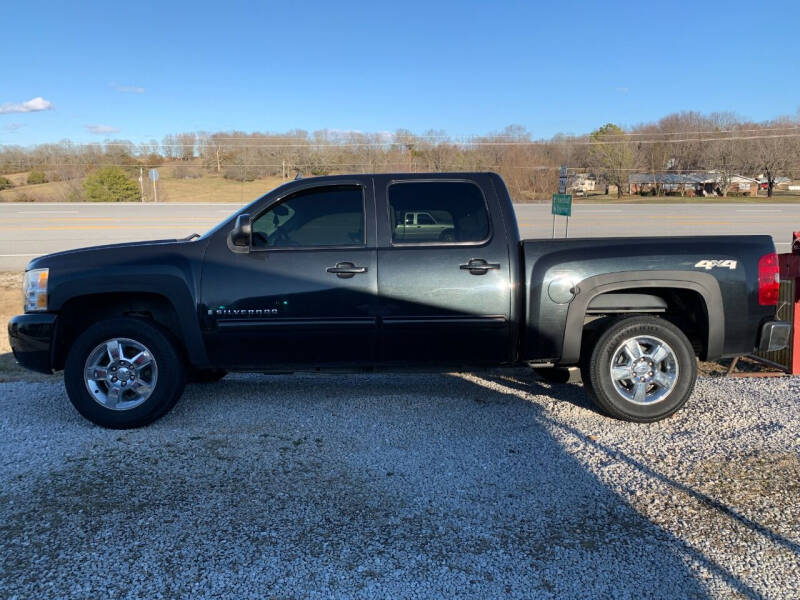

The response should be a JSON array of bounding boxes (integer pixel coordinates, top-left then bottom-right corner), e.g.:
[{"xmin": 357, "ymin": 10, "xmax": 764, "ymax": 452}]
[{"xmin": 758, "ymin": 252, "xmax": 780, "ymax": 306}]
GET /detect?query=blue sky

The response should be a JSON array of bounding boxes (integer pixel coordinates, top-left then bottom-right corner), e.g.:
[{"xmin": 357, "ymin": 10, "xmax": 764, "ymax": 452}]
[{"xmin": 1, "ymin": 0, "xmax": 798, "ymax": 146}]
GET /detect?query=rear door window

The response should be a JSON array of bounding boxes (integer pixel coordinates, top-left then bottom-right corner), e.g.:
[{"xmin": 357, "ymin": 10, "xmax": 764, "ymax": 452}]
[{"xmin": 388, "ymin": 181, "xmax": 490, "ymax": 244}]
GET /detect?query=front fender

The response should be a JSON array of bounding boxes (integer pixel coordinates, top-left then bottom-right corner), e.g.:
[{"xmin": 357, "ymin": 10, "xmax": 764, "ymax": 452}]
[{"xmin": 48, "ymin": 267, "xmax": 208, "ymax": 365}]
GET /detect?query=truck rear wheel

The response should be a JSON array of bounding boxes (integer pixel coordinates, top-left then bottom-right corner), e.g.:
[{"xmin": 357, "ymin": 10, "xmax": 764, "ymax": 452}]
[
  {"xmin": 584, "ymin": 316, "xmax": 697, "ymax": 422},
  {"xmin": 64, "ymin": 317, "xmax": 186, "ymax": 429}
]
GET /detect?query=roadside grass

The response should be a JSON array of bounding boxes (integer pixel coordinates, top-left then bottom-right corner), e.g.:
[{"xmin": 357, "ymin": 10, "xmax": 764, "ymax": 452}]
[
  {"xmin": 0, "ymin": 174, "xmax": 287, "ymax": 204},
  {"xmin": 159, "ymin": 175, "xmax": 285, "ymax": 202},
  {"xmin": 0, "ymin": 179, "xmax": 73, "ymax": 202},
  {"xmin": 3, "ymin": 168, "xmax": 799, "ymax": 204},
  {"xmin": 4, "ymin": 172, "xmax": 30, "ymax": 186}
]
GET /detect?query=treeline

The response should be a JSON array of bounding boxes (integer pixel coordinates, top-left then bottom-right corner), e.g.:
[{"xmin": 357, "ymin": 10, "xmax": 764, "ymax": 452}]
[{"xmin": 1, "ymin": 111, "xmax": 799, "ymax": 200}]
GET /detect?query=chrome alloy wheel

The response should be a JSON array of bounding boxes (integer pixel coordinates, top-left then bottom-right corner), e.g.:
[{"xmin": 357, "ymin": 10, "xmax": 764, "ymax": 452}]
[
  {"xmin": 84, "ymin": 338, "xmax": 158, "ymax": 410},
  {"xmin": 609, "ymin": 335, "xmax": 679, "ymax": 405}
]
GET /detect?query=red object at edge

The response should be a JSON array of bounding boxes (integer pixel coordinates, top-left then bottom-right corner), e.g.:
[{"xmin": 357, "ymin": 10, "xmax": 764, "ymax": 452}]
[{"xmin": 777, "ymin": 234, "xmax": 800, "ymax": 373}]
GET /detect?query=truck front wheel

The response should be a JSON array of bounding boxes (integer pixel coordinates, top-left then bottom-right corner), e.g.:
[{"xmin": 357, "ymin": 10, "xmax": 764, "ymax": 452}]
[
  {"xmin": 64, "ymin": 317, "xmax": 186, "ymax": 429},
  {"xmin": 583, "ymin": 316, "xmax": 697, "ymax": 422}
]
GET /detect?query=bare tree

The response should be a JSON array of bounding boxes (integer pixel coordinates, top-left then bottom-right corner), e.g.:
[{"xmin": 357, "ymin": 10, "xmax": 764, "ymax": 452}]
[
  {"xmin": 705, "ymin": 113, "xmax": 744, "ymax": 197},
  {"xmin": 589, "ymin": 124, "xmax": 635, "ymax": 197},
  {"xmin": 4, "ymin": 112, "xmax": 800, "ymax": 205},
  {"xmin": 416, "ymin": 130, "xmax": 455, "ymax": 172},
  {"xmin": 748, "ymin": 118, "xmax": 799, "ymax": 197},
  {"xmin": 633, "ymin": 123, "xmax": 670, "ymax": 196},
  {"xmin": 177, "ymin": 133, "xmax": 196, "ymax": 161},
  {"xmin": 655, "ymin": 112, "xmax": 709, "ymax": 174}
]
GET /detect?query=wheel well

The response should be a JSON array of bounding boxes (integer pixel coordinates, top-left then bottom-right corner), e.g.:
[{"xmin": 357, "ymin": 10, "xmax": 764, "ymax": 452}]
[
  {"xmin": 583, "ymin": 288, "xmax": 709, "ymax": 359},
  {"xmin": 54, "ymin": 293, "xmax": 185, "ymax": 370}
]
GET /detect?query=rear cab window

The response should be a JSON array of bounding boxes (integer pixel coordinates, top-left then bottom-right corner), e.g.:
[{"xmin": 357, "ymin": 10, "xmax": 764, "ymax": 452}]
[{"xmin": 388, "ymin": 181, "xmax": 490, "ymax": 245}]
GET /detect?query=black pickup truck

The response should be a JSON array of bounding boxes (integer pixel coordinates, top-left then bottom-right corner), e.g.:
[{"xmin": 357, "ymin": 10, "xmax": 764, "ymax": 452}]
[{"xmin": 8, "ymin": 172, "xmax": 790, "ymax": 428}]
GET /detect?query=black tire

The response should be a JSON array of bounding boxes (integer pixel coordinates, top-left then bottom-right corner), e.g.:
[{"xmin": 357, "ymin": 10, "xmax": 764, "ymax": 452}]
[
  {"xmin": 585, "ymin": 315, "xmax": 697, "ymax": 422},
  {"xmin": 64, "ymin": 317, "xmax": 186, "ymax": 429},
  {"xmin": 188, "ymin": 368, "xmax": 228, "ymax": 384},
  {"xmin": 578, "ymin": 316, "xmax": 613, "ymax": 399},
  {"xmin": 438, "ymin": 229, "xmax": 456, "ymax": 242}
]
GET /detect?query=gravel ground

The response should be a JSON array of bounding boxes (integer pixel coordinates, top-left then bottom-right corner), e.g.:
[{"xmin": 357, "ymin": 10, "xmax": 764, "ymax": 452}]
[{"xmin": 1, "ymin": 372, "xmax": 798, "ymax": 599}]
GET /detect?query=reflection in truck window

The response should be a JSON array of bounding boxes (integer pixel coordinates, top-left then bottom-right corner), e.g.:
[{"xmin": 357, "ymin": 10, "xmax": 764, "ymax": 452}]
[{"xmin": 389, "ymin": 181, "xmax": 489, "ymax": 244}]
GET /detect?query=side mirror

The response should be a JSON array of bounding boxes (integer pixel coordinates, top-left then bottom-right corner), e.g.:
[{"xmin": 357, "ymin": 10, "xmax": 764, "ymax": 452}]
[{"xmin": 229, "ymin": 213, "xmax": 252, "ymax": 249}]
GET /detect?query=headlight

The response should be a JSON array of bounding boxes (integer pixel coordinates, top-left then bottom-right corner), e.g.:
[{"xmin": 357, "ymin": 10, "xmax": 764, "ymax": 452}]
[{"xmin": 23, "ymin": 268, "xmax": 49, "ymax": 312}]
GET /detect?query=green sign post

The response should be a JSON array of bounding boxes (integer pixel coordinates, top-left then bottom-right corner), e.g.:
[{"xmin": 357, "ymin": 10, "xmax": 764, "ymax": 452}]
[
  {"xmin": 551, "ymin": 193, "xmax": 572, "ymax": 237},
  {"xmin": 551, "ymin": 193, "xmax": 572, "ymax": 216}
]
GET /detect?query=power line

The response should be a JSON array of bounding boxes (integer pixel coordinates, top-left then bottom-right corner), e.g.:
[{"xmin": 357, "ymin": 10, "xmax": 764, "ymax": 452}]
[
  {"xmin": 548, "ymin": 124, "xmax": 800, "ymax": 139},
  {"xmin": 89, "ymin": 123, "xmax": 800, "ymax": 141},
  {"xmin": 0, "ymin": 161, "xmax": 559, "ymax": 169},
  {"xmin": 5, "ymin": 131, "xmax": 800, "ymax": 150},
  {"xmin": 1, "ymin": 161, "xmax": 799, "ymax": 173}
]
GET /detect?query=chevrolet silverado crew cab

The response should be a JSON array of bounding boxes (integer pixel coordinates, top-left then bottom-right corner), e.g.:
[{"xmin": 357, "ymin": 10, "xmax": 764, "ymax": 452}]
[{"xmin": 8, "ymin": 172, "xmax": 790, "ymax": 429}]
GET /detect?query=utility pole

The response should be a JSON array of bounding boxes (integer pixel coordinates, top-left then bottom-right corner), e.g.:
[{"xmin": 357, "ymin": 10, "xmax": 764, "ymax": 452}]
[
  {"xmin": 148, "ymin": 168, "xmax": 159, "ymax": 202},
  {"xmin": 138, "ymin": 168, "xmax": 144, "ymax": 202}
]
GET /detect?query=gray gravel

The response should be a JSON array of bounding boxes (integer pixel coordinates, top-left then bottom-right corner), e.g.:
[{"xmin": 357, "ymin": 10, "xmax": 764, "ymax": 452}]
[{"xmin": 1, "ymin": 372, "xmax": 798, "ymax": 599}]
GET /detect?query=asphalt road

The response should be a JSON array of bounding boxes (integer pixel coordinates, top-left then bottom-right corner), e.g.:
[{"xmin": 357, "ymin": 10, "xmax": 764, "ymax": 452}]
[{"xmin": 0, "ymin": 201, "xmax": 798, "ymax": 271}]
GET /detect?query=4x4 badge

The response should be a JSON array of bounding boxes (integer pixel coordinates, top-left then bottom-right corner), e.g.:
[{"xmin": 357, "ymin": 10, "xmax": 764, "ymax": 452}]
[{"xmin": 694, "ymin": 259, "xmax": 737, "ymax": 270}]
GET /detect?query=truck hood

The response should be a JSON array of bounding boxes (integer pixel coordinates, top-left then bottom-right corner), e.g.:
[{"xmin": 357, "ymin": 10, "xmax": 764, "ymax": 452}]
[{"xmin": 26, "ymin": 236, "xmax": 200, "ymax": 271}]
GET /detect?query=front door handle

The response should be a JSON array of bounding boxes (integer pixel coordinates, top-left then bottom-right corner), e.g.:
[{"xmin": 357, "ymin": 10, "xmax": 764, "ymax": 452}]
[
  {"xmin": 326, "ymin": 262, "xmax": 368, "ymax": 278},
  {"xmin": 460, "ymin": 258, "xmax": 501, "ymax": 275}
]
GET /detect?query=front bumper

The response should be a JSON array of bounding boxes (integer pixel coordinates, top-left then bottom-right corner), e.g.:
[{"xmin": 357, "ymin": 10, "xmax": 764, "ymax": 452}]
[
  {"xmin": 8, "ymin": 313, "xmax": 57, "ymax": 374},
  {"xmin": 757, "ymin": 320, "xmax": 791, "ymax": 353}
]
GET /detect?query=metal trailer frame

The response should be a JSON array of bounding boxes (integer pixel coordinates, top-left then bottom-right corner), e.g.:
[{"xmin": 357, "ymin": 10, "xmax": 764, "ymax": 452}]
[{"xmin": 728, "ymin": 237, "xmax": 800, "ymax": 377}]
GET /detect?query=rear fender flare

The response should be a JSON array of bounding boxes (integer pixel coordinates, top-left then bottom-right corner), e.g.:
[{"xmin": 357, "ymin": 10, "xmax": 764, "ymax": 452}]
[{"xmin": 562, "ymin": 270, "xmax": 724, "ymax": 363}]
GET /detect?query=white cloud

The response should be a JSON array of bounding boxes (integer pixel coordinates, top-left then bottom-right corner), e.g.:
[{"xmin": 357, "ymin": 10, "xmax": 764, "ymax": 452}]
[
  {"xmin": 0, "ymin": 97, "xmax": 54, "ymax": 114},
  {"xmin": 615, "ymin": 87, "xmax": 630, "ymax": 94},
  {"xmin": 85, "ymin": 124, "xmax": 120, "ymax": 135},
  {"xmin": 110, "ymin": 83, "xmax": 145, "ymax": 94},
  {"xmin": 2, "ymin": 122, "xmax": 25, "ymax": 133}
]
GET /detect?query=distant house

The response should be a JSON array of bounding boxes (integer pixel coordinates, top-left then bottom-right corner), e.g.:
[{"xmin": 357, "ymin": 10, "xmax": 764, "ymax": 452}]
[
  {"xmin": 757, "ymin": 176, "xmax": 791, "ymax": 190},
  {"xmin": 628, "ymin": 171, "xmax": 758, "ymax": 196},
  {"xmin": 567, "ymin": 173, "xmax": 596, "ymax": 195}
]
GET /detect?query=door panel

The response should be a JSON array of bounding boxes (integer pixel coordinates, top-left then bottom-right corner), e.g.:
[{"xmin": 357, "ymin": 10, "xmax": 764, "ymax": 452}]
[
  {"xmin": 374, "ymin": 176, "xmax": 512, "ymax": 365},
  {"xmin": 202, "ymin": 248, "xmax": 377, "ymax": 368},
  {"xmin": 200, "ymin": 180, "xmax": 378, "ymax": 368}
]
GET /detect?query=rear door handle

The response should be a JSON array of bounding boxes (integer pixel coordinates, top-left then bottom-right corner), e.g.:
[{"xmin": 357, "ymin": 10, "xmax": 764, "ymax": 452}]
[
  {"xmin": 460, "ymin": 258, "xmax": 501, "ymax": 275},
  {"xmin": 326, "ymin": 262, "xmax": 368, "ymax": 278}
]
